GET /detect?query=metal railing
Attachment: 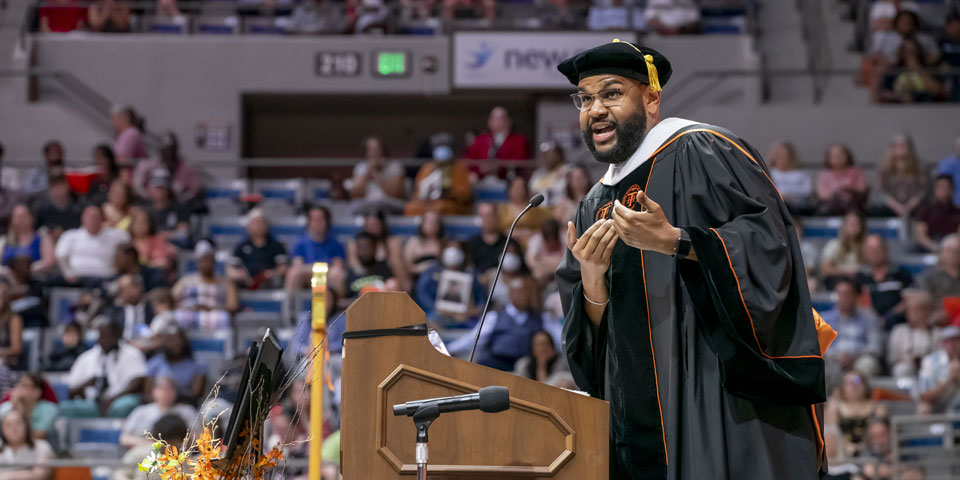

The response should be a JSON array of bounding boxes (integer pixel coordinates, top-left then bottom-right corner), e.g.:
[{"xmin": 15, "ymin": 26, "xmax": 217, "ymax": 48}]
[{"xmin": 0, "ymin": 67, "xmax": 162, "ymax": 149}]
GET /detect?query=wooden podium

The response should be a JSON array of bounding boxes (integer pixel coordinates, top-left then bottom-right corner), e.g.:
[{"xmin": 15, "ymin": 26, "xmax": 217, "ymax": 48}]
[{"xmin": 341, "ymin": 292, "xmax": 609, "ymax": 479}]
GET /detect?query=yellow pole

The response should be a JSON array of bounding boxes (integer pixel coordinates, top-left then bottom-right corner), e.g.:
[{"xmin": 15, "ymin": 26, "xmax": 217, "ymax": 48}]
[{"xmin": 309, "ymin": 262, "xmax": 328, "ymax": 480}]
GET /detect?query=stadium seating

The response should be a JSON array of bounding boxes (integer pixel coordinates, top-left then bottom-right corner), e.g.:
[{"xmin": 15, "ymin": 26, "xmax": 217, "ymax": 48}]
[{"xmin": 68, "ymin": 418, "xmax": 125, "ymax": 459}]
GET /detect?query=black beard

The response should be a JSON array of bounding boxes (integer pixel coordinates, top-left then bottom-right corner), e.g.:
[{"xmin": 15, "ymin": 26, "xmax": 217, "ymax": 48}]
[{"xmin": 582, "ymin": 110, "xmax": 648, "ymax": 164}]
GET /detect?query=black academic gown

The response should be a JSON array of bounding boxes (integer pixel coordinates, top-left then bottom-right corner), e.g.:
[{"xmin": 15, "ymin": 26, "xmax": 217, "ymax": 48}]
[{"xmin": 558, "ymin": 124, "xmax": 828, "ymax": 480}]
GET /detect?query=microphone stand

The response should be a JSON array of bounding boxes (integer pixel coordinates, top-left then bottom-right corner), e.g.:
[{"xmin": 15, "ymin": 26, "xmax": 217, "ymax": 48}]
[{"xmin": 468, "ymin": 195, "xmax": 542, "ymax": 363}]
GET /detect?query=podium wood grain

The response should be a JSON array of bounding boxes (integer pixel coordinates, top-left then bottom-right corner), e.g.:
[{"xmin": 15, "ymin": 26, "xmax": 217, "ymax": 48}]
[{"xmin": 340, "ymin": 292, "xmax": 609, "ymax": 479}]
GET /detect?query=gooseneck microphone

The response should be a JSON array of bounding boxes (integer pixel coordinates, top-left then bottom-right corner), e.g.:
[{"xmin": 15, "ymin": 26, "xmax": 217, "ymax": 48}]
[
  {"xmin": 392, "ymin": 386, "xmax": 510, "ymax": 417},
  {"xmin": 468, "ymin": 193, "xmax": 545, "ymax": 363}
]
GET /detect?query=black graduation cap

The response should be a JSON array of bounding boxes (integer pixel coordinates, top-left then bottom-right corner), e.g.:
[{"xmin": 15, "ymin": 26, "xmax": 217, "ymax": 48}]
[{"xmin": 557, "ymin": 39, "xmax": 672, "ymax": 91}]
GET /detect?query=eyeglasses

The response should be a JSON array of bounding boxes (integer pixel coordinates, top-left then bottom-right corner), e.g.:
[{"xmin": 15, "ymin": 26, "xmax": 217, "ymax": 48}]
[{"xmin": 570, "ymin": 85, "xmax": 633, "ymax": 111}]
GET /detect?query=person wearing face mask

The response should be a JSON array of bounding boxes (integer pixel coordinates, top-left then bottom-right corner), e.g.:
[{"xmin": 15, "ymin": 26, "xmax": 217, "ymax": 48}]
[
  {"xmin": 405, "ymin": 135, "xmax": 474, "ymax": 216},
  {"xmin": 414, "ymin": 240, "xmax": 486, "ymax": 324},
  {"xmin": 487, "ymin": 243, "xmax": 527, "ymax": 310}
]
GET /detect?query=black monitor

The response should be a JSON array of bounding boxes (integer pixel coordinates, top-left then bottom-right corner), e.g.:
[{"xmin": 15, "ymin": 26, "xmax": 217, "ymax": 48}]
[{"xmin": 215, "ymin": 328, "xmax": 284, "ymax": 472}]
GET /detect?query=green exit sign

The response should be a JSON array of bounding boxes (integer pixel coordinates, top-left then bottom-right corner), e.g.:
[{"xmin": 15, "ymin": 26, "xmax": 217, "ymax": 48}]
[{"xmin": 374, "ymin": 51, "xmax": 410, "ymax": 77}]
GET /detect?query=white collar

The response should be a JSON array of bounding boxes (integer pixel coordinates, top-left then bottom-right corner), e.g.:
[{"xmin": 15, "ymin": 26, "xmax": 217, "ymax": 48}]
[{"xmin": 600, "ymin": 117, "xmax": 700, "ymax": 186}]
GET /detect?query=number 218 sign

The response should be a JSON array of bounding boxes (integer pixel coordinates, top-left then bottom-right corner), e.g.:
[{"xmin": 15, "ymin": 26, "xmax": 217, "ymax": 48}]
[{"xmin": 315, "ymin": 52, "xmax": 361, "ymax": 77}]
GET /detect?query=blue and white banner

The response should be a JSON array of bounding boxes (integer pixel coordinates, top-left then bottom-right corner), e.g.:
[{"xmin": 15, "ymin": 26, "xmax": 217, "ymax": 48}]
[{"xmin": 452, "ymin": 32, "xmax": 637, "ymax": 89}]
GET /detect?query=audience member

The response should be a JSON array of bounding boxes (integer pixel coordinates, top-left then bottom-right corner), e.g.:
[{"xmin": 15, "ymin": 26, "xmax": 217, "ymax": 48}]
[
  {"xmin": 528, "ymin": 142, "xmax": 569, "ymax": 207},
  {"xmin": 0, "ymin": 283, "xmax": 24, "ymax": 370},
  {"xmin": 913, "ymin": 175, "xmax": 960, "ymax": 252},
  {"xmin": 767, "ymin": 140, "xmax": 813, "ymax": 214},
  {"xmin": 0, "ymin": 373, "xmax": 58, "ymax": 441},
  {"xmin": 227, "ymin": 208, "xmax": 288, "ymax": 290},
  {"xmin": 643, "ymin": 0, "xmax": 701, "ymax": 35},
  {"xmin": 525, "ymin": 218, "xmax": 565, "ymax": 287},
  {"xmin": 55, "ymin": 205, "xmax": 131, "ymax": 284},
  {"xmin": 346, "ymin": 232, "xmax": 395, "ymax": 298},
  {"xmin": 346, "ymin": 209, "xmax": 404, "ymax": 282},
  {"xmin": 820, "ymin": 211, "xmax": 868, "ymax": 290},
  {"xmin": 102, "ymin": 179, "xmax": 133, "ymax": 230},
  {"xmin": 140, "ymin": 169, "xmax": 189, "ymax": 240},
  {"xmin": 936, "ymin": 135, "xmax": 960, "ymax": 205},
  {"xmin": 466, "ymin": 106, "xmax": 531, "ymax": 179},
  {"xmin": 287, "ymin": 205, "xmax": 346, "ymax": 292},
  {"xmin": 442, "ymin": 0, "xmax": 494, "ymax": 21},
  {"xmin": 858, "ymin": 416, "xmax": 894, "ymax": 480},
  {"xmin": 112, "ymin": 242, "xmax": 168, "ymax": 293},
  {"xmin": 266, "ymin": 376, "xmax": 311, "ymax": 462},
  {"xmin": 87, "ymin": 144, "xmax": 120, "ymax": 200},
  {"xmin": 405, "ymin": 137, "xmax": 473, "ymax": 216},
  {"xmin": 918, "ymin": 234, "xmax": 960, "ymax": 321},
  {"xmin": 347, "ymin": 136, "xmax": 405, "ymax": 213},
  {"xmin": 587, "ymin": 0, "xmax": 643, "ymax": 32},
  {"xmin": 876, "ymin": 38, "xmax": 946, "ymax": 103},
  {"xmin": 288, "ymin": 0, "xmax": 347, "ymax": 34},
  {"xmin": 940, "ymin": 15, "xmax": 960, "ymax": 100},
  {"xmin": 113, "ymin": 414, "xmax": 188, "ymax": 480},
  {"xmin": 132, "ymin": 132, "xmax": 203, "ymax": 204},
  {"xmin": 88, "ymin": 0, "xmax": 132, "ymax": 32},
  {"xmin": 104, "ymin": 274, "xmax": 154, "ymax": 343},
  {"xmin": 513, "ymin": 330, "xmax": 569, "ymax": 383},
  {"xmin": 120, "ymin": 377, "xmax": 197, "ymax": 448},
  {"xmin": 0, "ymin": 143, "xmax": 20, "ymax": 193},
  {"xmin": 918, "ymin": 325, "xmax": 960, "ymax": 413},
  {"xmin": 129, "ymin": 207, "xmax": 176, "ymax": 271},
  {"xmin": 144, "ymin": 328, "xmax": 206, "ymax": 406},
  {"xmin": 553, "ymin": 165, "xmax": 592, "ymax": 223},
  {"xmin": 466, "ymin": 203, "xmax": 518, "ymax": 279},
  {"xmin": 43, "ymin": 322, "xmax": 87, "ymax": 372},
  {"xmin": 32, "ymin": 175, "xmax": 81, "ymax": 239},
  {"xmin": 449, "ymin": 274, "xmax": 543, "ymax": 370},
  {"xmin": 497, "ymin": 177, "xmax": 551, "ymax": 245},
  {"xmin": 414, "ymin": 239, "xmax": 486, "ymax": 323},
  {"xmin": 0, "ymin": 205, "xmax": 55, "ymax": 274},
  {"xmin": 2, "ymin": 254, "xmax": 46, "ymax": 329},
  {"xmin": 38, "ymin": 0, "xmax": 87, "ymax": 32},
  {"xmin": 111, "ymin": 105, "xmax": 146, "ymax": 166},
  {"xmin": 0, "ymin": 409, "xmax": 54, "ymax": 480},
  {"xmin": 888, "ymin": 289, "xmax": 941, "ymax": 378},
  {"xmin": 870, "ymin": 10, "xmax": 940, "ymax": 65},
  {"xmin": 145, "ymin": 288, "xmax": 176, "ymax": 335},
  {"xmin": 172, "ymin": 240, "xmax": 237, "ymax": 331},
  {"xmin": 23, "ymin": 141, "xmax": 64, "ymax": 198},
  {"xmin": 855, "ymin": 235, "xmax": 912, "ymax": 329},
  {"xmin": 402, "ymin": 210, "xmax": 444, "ymax": 278},
  {"xmin": 825, "ymin": 371, "xmax": 887, "ymax": 460},
  {"xmin": 62, "ymin": 317, "xmax": 147, "ymax": 418},
  {"xmin": 878, "ymin": 134, "xmax": 927, "ymax": 217},
  {"xmin": 816, "ymin": 144, "xmax": 869, "ymax": 215},
  {"xmin": 822, "ymin": 279, "xmax": 883, "ymax": 376}
]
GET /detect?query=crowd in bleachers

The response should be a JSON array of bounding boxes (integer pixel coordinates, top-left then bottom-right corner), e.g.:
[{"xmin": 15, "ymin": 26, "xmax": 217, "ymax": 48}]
[
  {"xmin": 28, "ymin": 0, "xmax": 749, "ymax": 35},
  {"xmin": 851, "ymin": 0, "xmax": 960, "ymax": 102},
  {"xmin": 2, "ymin": 101, "xmax": 960, "ymax": 478}
]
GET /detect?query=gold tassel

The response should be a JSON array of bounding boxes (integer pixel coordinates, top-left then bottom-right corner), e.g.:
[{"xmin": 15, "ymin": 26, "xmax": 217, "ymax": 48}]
[{"xmin": 612, "ymin": 38, "xmax": 661, "ymax": 92}]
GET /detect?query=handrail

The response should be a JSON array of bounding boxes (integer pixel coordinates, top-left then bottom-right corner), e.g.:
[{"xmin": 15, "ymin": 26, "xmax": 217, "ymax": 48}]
[{"xmin": 0, "ymin": 67, "xmax": 161, "ymax": 149}]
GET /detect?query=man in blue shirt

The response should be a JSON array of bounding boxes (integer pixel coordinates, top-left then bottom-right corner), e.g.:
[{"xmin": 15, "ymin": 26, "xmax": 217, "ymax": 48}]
[
  {"xmin": 821, "ymin": 278, "xmax": 884, "ymax": 377},
  {"xmin": 285, "ymin": 205, "xmax": 346, "ymax": 292},
  {"xmin": 936, "ymin": 135, "xmax": 960, "ymax": 206}
]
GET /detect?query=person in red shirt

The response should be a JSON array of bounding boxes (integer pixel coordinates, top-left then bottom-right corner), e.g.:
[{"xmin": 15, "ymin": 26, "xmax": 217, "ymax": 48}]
[
  {"xmin": 38, "ymin": 0, "xmax": 87, "ymax": 32},
  {"xmin": 466, "ymin": 106, "xmax": 531, "ymax": 179}
]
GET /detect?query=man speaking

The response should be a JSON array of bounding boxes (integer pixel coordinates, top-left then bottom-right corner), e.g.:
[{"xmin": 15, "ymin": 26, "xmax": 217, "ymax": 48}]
[{"xmin": 556, "ymin": 40, "xmax": 834, "ymax": 479}]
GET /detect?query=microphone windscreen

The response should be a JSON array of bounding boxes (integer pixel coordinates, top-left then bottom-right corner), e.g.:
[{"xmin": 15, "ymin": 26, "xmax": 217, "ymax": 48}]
[
  {"xmin": 529, "ymin": 193, "xmax": 545, "ymax": 207},
  {"xmin": 478, "ymin": 386, "xmax": 510, "ymax": 413}
]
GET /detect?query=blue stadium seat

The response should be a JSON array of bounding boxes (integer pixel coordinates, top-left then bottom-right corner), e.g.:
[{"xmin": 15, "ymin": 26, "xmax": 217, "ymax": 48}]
[
  {"xmin": 307, "ymin": 179, "xmax": 333, "ymax": 202},
  {"xmin": 189, "ymin": 330, "xmax": 235, "ymax": 379},
  {"xmin": 21, "ymin": 328, "xmax": 41, "ymax": 372},
  {"xmin": 444, "ymin": 216, "xmax": 483, "ymax": 239},
  {"xmin": 270, "ymin": 217, "xmax": 307, "ymax": 249},
  {"xmin": 205, "ymin": 179, "xmax": 247, "ymax": 201},
  {"xmin": 895, "ymin": 253, "xmax": 938, "ymax": 276},
  {"xmin": 48, "ymin": 288, "xmax": 86, "ymax": 325},
  {"xmin": 69, "ymin": 418, "xmax": 125, "ymax": 459},
  {"xmin": 387, "ymin": 216, "xmax": 418, "ymax": 237},
  {"xmin": 239, "ymin": 290, "xmax": 290, "ymax": 320},
  {"xmin": 253, "ymin": 179, "xmax": 302, "ymax": 205}
]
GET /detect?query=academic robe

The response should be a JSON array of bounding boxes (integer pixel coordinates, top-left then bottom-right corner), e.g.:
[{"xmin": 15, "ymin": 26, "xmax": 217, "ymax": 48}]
[{"xmin": 558, "ymin": 119, "xmax": 828, "ymax": 480}]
